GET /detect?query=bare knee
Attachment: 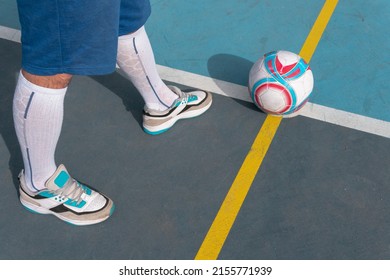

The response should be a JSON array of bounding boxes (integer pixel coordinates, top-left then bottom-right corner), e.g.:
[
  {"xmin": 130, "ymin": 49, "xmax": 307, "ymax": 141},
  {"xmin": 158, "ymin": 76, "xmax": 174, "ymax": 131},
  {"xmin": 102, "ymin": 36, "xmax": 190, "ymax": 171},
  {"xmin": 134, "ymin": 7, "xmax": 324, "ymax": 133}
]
[{"xmin": 22, "ymin": 69, "xmax": 73, "ymax": 89}]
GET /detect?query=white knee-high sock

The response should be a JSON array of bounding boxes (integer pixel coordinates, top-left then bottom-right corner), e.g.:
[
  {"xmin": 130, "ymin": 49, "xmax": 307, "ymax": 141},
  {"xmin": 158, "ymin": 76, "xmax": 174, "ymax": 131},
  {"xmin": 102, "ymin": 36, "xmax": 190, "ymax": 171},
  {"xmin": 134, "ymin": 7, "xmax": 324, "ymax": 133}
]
[
  {"xmin": 13, "ymin": 72, "xmax": 66, "ymax": 192},
  {"xmin": 117, "ymin": 26, "xmax": 178, "ymax": 111}
]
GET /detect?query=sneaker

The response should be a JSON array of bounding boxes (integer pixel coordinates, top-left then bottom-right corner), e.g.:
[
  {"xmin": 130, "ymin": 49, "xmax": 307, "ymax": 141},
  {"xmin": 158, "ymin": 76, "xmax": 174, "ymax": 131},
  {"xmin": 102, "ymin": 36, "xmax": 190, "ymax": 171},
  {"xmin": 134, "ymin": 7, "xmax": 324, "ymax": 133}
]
[
  {"xmin": 143, "ymin": 86, "xmax": 212, "ymax": 135},
  {"xmin": 19, "ymin": 164, "xmax": 115, "ymax": 226}
]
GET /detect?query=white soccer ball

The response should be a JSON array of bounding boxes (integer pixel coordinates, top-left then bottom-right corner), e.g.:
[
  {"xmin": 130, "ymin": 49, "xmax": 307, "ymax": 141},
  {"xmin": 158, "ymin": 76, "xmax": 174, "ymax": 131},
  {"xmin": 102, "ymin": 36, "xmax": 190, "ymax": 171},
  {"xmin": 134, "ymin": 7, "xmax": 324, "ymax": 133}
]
[{"xmin": 248, "ymin": 50, "xmax": 314, "ymax": 116}]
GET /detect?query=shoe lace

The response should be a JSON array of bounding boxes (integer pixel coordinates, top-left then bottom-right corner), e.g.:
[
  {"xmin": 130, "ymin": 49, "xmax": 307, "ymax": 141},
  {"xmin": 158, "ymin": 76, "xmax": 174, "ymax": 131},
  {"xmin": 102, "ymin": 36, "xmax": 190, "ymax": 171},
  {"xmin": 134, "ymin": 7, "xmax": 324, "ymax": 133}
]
[
  {"xmin": 177, "ymin": 92, "xmax": 192, "ymax": 106},
  {"xmin": 51, "ymin": 179, "xmax": 86, "ymax": 205}
]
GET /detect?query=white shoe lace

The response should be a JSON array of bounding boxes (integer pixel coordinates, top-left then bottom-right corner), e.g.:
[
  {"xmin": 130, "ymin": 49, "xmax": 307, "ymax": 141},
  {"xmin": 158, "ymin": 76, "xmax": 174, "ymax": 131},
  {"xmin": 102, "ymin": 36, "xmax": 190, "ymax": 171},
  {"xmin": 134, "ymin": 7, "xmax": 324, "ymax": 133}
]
[
  {"xmin": 50, "ymin": 180, "xmax": 86, "ymax": 205},
  {"xmin": 177, "ymin": 92, "xmax": 190, "ymax": 106},
  {"xmin": 169, "ymin": 86, "xmax": 192, "ymax": 107}
]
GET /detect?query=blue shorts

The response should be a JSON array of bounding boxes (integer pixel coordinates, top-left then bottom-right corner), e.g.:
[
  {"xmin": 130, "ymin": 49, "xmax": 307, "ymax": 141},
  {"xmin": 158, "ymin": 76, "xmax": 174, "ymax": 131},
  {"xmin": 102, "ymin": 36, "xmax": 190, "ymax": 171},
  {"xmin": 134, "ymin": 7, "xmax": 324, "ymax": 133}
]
[{"xmin": 17, "ymin": 0, "xmax": 151, "ymax": 75}]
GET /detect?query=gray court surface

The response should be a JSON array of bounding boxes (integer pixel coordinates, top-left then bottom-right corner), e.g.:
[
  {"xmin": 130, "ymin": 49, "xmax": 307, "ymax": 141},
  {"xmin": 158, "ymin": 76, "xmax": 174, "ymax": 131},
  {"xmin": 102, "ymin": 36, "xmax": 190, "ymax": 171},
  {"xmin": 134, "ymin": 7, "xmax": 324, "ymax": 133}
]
[{"xmin": 1, "ymin": 39, "xmax": 390, "ymax": 260}]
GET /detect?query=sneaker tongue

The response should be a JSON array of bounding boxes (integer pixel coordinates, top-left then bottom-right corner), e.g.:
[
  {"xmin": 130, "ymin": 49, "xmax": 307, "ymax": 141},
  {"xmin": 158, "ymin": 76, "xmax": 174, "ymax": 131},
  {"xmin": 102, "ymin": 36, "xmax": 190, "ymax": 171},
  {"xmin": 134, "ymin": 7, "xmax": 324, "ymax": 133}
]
[
  {"xmin": 168, "ymin": 86, "xmax": 183, "ymax": 98},
  {"xmin": 45, "ymin": 164, "xmax": 73, "ymax": 191}
]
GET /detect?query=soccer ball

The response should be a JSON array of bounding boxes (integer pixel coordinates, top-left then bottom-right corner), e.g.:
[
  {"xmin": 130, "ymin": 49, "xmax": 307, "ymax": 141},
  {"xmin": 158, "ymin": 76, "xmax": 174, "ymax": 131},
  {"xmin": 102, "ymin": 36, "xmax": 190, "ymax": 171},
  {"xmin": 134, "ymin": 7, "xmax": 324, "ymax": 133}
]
[{"xmin": 248, "ymin": 50, "xmax": 314, "ymax": 117}]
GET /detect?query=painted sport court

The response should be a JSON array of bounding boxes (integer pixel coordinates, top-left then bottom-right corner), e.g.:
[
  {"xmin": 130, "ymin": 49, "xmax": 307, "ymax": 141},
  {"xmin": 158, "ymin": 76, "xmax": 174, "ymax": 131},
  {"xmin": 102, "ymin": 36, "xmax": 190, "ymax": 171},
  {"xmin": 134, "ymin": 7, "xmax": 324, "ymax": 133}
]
[{"xmin": 0, "ymin": 0, "xmax": 389, "ymax": 259}]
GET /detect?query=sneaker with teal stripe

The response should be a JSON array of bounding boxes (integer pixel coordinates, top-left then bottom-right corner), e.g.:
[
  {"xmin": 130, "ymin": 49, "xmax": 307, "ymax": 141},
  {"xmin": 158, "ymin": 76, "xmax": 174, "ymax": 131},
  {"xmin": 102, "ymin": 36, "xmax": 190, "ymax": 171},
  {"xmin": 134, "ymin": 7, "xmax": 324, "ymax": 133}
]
[
  {"xmin": 142, "ymin": 86, "xmax": 212, "ymax": 135},
  {"xmin": 19, "ymin": 164, "xmax": 115, "ymax": 226}
]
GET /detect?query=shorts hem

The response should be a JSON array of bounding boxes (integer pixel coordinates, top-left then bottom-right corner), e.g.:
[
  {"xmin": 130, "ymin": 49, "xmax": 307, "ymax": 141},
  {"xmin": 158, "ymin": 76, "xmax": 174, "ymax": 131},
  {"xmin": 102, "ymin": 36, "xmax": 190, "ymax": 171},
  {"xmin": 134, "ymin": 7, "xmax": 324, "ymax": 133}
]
[
  {"xmin": 21, "ymin": 64, "xmax": 117, "ymax": 76},
  {"xmin": 118, "ymin": 21, "xmax": 147, "ymax": 36}
]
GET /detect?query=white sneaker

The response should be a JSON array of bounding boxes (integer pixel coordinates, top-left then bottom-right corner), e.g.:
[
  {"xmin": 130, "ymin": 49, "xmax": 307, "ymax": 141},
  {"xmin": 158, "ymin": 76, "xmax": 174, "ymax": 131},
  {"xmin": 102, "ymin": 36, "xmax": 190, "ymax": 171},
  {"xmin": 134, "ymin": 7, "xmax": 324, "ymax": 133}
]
[
  {"xmin": 19, "ymin": 164, "xmax": 115, "ymax": 226},
  {"xmin": 143, "ymin": 86, "xmax": 212, "ymax": 135}
]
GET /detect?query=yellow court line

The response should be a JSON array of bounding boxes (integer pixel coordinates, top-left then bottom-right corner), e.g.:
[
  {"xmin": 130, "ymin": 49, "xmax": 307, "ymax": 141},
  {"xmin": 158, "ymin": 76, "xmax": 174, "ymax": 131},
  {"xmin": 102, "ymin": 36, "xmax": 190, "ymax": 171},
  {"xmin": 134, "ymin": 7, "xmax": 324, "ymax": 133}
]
[{"xmin": 195, "ymin": 0, "xmax": 339, "ymax": 260}]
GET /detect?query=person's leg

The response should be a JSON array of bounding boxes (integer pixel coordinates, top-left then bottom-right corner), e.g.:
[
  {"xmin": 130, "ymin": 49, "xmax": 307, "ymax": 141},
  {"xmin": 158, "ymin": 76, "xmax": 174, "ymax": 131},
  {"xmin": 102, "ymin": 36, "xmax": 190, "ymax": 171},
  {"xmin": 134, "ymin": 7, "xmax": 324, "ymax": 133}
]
[
  {"xmin": 14, "ymin": 69, "xmax": 115, "ymax": 225},
  {"xmin": 117, "ymin": 0, "xmax": 176, "ymax": 111},
  {"xmin": 117, "ymin": 26, "xmax": 177, "ymax": 111},
  {"xmin": 22, "ymin": 71, "xmax": 72, "ymax": 89},
  {"xmin": 14, "ymin": 0, "xmax": 118, "ymax": 225},
  {"xmin": 117, "ymin": 0, "xmax": 212, "ymax": 134},
  {"xmin": 13, "ymin": 71, "xmax": 70, "ymax": 192}
]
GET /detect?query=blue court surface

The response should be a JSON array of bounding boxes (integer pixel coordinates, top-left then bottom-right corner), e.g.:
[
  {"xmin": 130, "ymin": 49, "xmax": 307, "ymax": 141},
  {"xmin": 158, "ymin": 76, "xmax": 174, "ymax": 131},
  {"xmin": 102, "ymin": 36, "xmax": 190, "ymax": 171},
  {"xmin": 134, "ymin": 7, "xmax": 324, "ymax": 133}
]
[{"xmin": 0, "ymin": 0, "xmax": 390, "ymax": 261}]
